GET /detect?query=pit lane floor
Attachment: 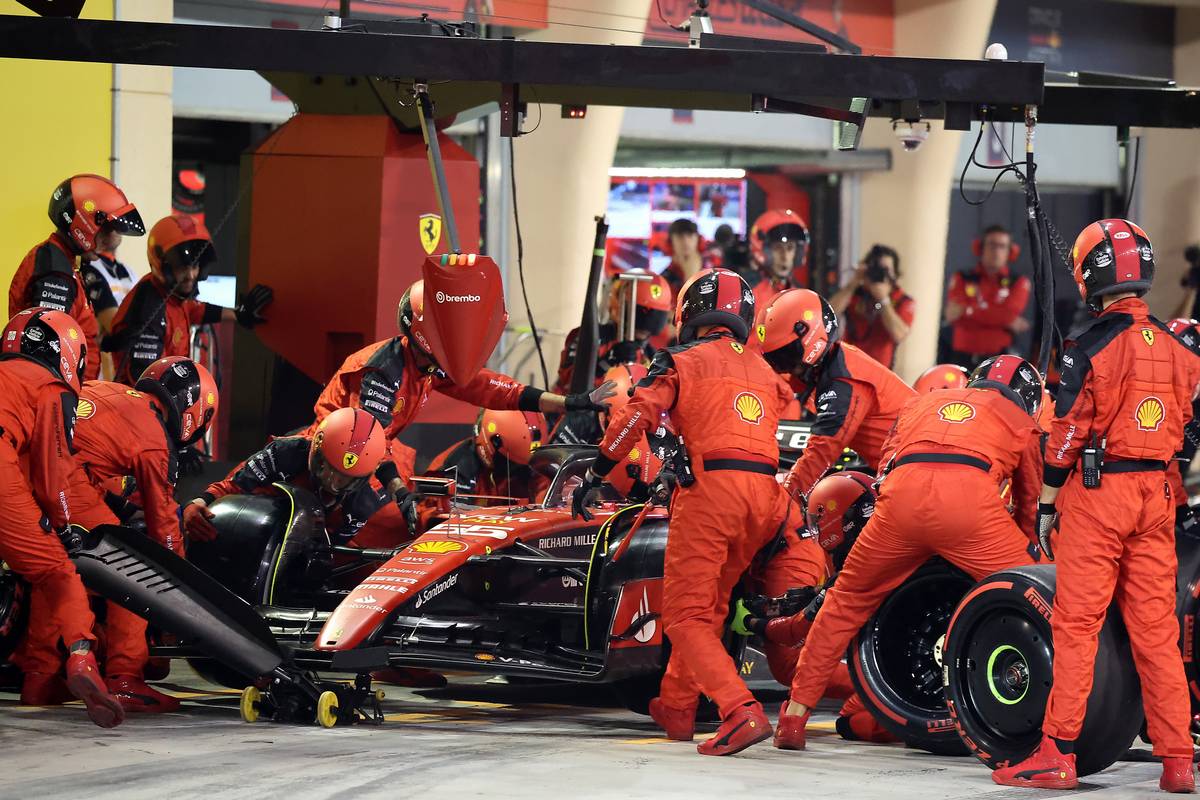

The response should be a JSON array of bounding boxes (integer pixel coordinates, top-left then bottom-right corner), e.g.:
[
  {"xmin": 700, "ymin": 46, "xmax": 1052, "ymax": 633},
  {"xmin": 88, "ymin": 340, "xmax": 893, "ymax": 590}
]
[{"xmin": 0, "ymin": 666, "xmax": 1170, "ymax": 800}]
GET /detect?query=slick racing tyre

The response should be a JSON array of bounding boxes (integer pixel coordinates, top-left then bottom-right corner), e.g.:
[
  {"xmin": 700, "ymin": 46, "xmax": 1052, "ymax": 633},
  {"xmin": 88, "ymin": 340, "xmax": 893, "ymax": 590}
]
[
  {"xmin": 1175, "ymin": 532, "xmax": 1200, "ymax": 716},
  {"xmin": 0, "ymin": 562, "xmax": 29, "ymax": 662},
  {"xmin": 943, "ymin": 565, "xmax": 1142, "ymax": 777},
  {"xmin": 848, "ymin": 558, "xmax": 974, "ymax": 755}
]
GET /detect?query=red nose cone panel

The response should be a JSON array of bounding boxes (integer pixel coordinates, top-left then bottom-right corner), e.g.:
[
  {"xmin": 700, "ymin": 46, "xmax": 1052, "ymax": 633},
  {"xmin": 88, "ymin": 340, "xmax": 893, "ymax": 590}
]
[{"xmin": 421, "ymin": 254, "xmax": 508, "ymax": 385}]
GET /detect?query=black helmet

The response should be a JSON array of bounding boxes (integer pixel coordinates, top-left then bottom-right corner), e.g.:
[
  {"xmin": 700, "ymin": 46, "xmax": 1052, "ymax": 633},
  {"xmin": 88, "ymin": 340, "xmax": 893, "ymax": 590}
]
[
  {"xmin": 674, "ymin": 268, "xmax": 755, "ymax": 344},
  {"xmin": 968, "ymin": 355, "xmax": 1044, "ymax": 417}
]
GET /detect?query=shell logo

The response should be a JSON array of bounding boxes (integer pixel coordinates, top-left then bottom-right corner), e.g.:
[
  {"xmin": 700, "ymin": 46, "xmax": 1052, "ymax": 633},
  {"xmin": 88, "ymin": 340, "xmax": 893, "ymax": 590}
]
[
  {"xmin": 803, "ymin": 309, "xmax": 815, "ymax": 322},
  {"xmin": 206, "ymin": 391, "xmax": 216, "ymax": 405},
  {"xmin": 83, "ymin": 200, "xmax": 96, "ymax": 213},
  {"xmin": 487, "ymin": 421, "xmax": 497, "ymax": 433},
  {"xmin": 756, "ymin": 324, "xmax": 766, "ymax": 343},
  {"xmin": 730, "ymin": 342, "xmax": 744, "ymax": 354},
  {"xmin": 1135, "ymin": 396, "xmax": 1165, "ymax": 432},
  {"xmin": 75, "ymin": 399, "xmax": 95, "ymax": 419},
  {"xmin": 628, "ymin": 447, "xmax": 642, "ymax": 462},
  {"xmin": 938, "ymin": 401, "xmax": 975, "ymax": 424},
  {"xmin": 944, "ymin": 371, "xmax": 958, "ymax": 383},
  {"xmin": 342, "ymin": 452, "xmax": 359, "ymax": 470},
  {"xmin": 68, "ymin": 328, "xmax": 79, "ymax": 340},
  {"xmin": 411, "ymin": 540, "xmax": 467, "ymax": 555},
  {"xmin": 734, "ymin": 392, "xmax": 764, "ymax": 425},
  {"xmin": 824, "ymin": 499, "xmax": 838, "ymax": 512}
]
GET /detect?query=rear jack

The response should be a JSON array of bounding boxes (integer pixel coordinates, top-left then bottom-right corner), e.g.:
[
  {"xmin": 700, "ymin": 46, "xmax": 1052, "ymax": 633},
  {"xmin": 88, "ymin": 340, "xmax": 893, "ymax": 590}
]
[{"xmin": 240, "ymin": 667, "xmax": 384, "ymax": 728}]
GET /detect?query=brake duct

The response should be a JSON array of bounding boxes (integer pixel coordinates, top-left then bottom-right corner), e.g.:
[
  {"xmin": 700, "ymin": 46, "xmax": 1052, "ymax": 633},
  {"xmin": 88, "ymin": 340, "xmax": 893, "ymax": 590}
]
[{"xmin": 69, "ymin": 524, "xmax": 284, "ymax": 680}]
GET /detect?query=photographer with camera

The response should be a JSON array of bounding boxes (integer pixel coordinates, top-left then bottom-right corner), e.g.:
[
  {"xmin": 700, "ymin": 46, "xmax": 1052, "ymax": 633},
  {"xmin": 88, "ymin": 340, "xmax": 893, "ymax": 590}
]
[
  {"xmin": 829, "ymin": 245, "xmax": 913, "ymax": 368},
  {"xmin": 1173, "ymin": 244, "xmax": 1200, "ymax": 321}
]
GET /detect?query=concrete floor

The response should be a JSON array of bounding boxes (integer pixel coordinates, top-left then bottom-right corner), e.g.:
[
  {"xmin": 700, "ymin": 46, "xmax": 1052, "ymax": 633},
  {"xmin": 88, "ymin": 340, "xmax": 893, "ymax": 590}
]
[{"xmin": 0, "ymin": 667, "xmax": 1168, "ymax": 800}]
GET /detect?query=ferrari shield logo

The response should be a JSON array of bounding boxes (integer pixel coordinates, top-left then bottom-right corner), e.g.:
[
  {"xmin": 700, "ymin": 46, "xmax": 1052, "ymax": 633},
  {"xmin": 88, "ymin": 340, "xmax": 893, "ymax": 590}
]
[
  {"xmin": 342, "ymin": 452, "xmax": 359, "ymax": 470},
  {"xmin": 756, "ymin": 324, "xmax": 766, "ymax": 343},
  {"xmin": 418, "ymin": 213, "xmax": 442, "ymax": 255},
  {"xmin": 1142, "ymin": 328, "xmax": 1155, "ymax": 346},
  {"xmin": 649, "ymin": 284, "xmax": 663, "ymax": 300}
]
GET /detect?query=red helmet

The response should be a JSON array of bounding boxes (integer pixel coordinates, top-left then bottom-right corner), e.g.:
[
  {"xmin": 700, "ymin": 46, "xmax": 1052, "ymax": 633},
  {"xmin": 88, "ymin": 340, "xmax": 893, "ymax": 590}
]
[
  {"xmin": 1071, "ymin": 219, "xmax": 1154, "ymax": 311},
  {"xmin": 474, "ymin": 409, "xmax": 547, "ymax": 468},
  {"xmin": 804, "ymin": 471, "xmax": 875, "ymax": 570},
  {"xmin": 1, "ymin": 308, "xmax": 87, "ymax": 394},
  {"xmin": 607, "ymin": 270, "xmax": 673, "ymax": 338},
  {"xmin": 147, "ymin": 215, "xmax": 216, "ymax": 295},
  {"xmin": 750, "ymin": 208, "xmax": 809, "ymax": 266},
  {"xmin": 309, "ymin": 407, "xmax": 387, "ymax": 496},
  {"xmin": 397, "ymin": 280, "xmax": 436, "ymax": 362},
  {"xmin": 759, "ymin": 289, "xmax": 839, "ymax": 382},
  {"xmin": 599, "ymin": 362, "xmax": 649, "ymax": 428},
  {"xmin": 675, "ymin": 268, "xmax": 756, "ymax": 344},
  {"xmin": 48, "ymin": 174, "xmax": 145, "ymax": 254},
  {"xmin": 968, "ymin": 355, "xmax": 1044, "ymax": 418},
  {"xmin": 135, "ymin": 356, "xmax": 219, "ymax": 445},
  {"xmin": 913, "ymin": 364, "xmax": 970, "ymax": 394}
]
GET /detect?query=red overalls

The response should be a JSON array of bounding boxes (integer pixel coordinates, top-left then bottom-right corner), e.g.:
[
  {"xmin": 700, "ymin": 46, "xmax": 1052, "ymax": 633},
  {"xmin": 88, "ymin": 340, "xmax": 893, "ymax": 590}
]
[
  {"xmin": 789, "ymin": 386, "xmax": 1041, "ymax": 707},
  {"xmin": 1041, "ymin": 299, "xmax": 1200, "ymax": 757},
  {"xmin": 107, "ymin": 274, "xmax": 221, "ymax": 385}
]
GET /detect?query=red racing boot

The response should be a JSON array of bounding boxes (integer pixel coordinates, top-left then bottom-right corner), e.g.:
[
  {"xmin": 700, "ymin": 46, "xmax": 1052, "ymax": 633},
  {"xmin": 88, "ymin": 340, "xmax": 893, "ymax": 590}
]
[
  {"xmin": 65, "ymin": 649, "xmax": 125, "ymax": 728},
  {"xmin": 20, "ymin": 672, "xmax": 74, "ymax": 706},
  {"xmin": 773, "ymin": 703, "xmax": 810, "ymax": 750},
  {"xmin": 991, "ymin": 735, "xmax": 1078, "ymax": 790},
  {"xmin": 648, "ymin": 697, "xmax": 696, "ymax": 741},
  {"xmin": 1160, "ymin": 757, "xmax": 1197, "ymax": 794},
  {"xmin": 106, "ymin": 675, "xmax": 181, "ymax": 713},
  {"xmin": 697, "ymin": 702, "xmax": 771, "ymax": 756}
]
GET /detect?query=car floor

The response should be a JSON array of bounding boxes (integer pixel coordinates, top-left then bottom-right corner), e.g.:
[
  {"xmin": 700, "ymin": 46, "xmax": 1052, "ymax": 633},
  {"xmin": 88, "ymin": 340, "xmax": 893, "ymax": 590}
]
[{"xmin": 0, "ymin": 666, "xmax": 1167, "ymax": 800}]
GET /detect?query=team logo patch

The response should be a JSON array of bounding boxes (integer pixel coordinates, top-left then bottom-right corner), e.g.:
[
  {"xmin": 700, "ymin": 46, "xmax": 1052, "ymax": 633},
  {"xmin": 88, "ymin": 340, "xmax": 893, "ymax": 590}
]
[
  {"xmin": 965, "ymin": 285, "xmax": 977, "ymax": 298},
  {"xmin": 75, "ymin": 399, "xmax": 95, "ymax": 419},
  {"xmin": 628, "ymin": 447, "xmax": 641, "ymax": 462},
  {"xmin": 730, "ymin": 342, "xmax": 744, "ymax": 354},
  {"xmin": 418, "ymin": 213, "xmax": 442, "ymax": 255},
  {"xmin": 67, "ymin": 328, "xmax": 78, "ymax": 340},
  {"xmin": 1142, "ymin": 328, "xmax": 1155, "ymax": 347},
  {"xmin": 756, "ymin": 324, "xmax": 766, "ymax": 343},
  {"xmin": 944, "ymin": 371, "xmax": 959, "ymax": 383},
  {"xmin": 394, "ymin": 397, "xmax": 406, "ymax": 414},
  {"xmin": 938, "ymin": 401, "xmax": 975, "ymax": 424},
  {"xmin": 342, "ymin": 452, "xmax": 360, "ymax": 470},
  {"xmin": 1135, "ymin": 396, "xmax": 1165, "ymax": 432},
  {"xmin": 411, "ymin": 540, "xmax": 467, "ymax": 555},
  {"xmin": 83, "ymin": 200, "xmax": 96, "ymax": 213},
  {"xmin": 734, "ymin": 392, "xmax": 764, "ymax": 425},
  {"xmin": 802, "ymin": 309, "xmax": 814, "ymax": 322},
  {"xmin": 487, "ymin": 421, "xmax": 497, "ymax": 433},
  {"xmin": 649, "ymin": 284, "xmax": 663, "ymax": 300},
  {"xmin": 125, "ymin": 389, "xmax": 141, "ymax": 398},
  {"xmin": 206, "ymin": 391, "xmax": 215, "ymax": 405}
]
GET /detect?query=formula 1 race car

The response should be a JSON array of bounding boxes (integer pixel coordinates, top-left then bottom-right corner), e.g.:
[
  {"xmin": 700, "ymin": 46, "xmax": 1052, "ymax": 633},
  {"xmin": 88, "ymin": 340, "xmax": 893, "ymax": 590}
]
[{"xmin": 177, "ymin": 445, "xmax": 693, "ymax": 725}]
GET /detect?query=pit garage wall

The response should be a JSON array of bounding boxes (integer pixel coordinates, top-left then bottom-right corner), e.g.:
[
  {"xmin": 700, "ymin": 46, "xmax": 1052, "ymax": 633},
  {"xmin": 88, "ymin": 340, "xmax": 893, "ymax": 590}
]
[{"xmin": 0, "ymin": 1, "xmax": 173, "ymax": 287}]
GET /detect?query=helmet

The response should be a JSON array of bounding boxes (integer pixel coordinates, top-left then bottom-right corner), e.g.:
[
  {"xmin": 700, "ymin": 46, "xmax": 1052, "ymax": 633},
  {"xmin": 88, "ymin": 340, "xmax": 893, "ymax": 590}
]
[
  {"xmin": 607, "ymin": 270, "xmax": 673, "ymax": 338},
  {"xmin": 309, "ymin": 407, "xmax": 387, "ymax": 496},
  {"xmin": 913, "ymin": 363, "xmax": 970, "ymax": 394},
  {"xmin": 1071, "ymin": 219, "xmax": 1155, "ymax": 311},
  {"xmin": 147, "ymin": 215, "xmax": 216, "ymax": 296},
  {"xmin": 968, "ymin": 354, "xmax": 1044, "ymax": 417},
  {"xmin": 48, "ymin": 174, "xmax": 145, "ymax": 254},
  {"xmin": 759, "ymin": 289, "xmax": 839, "ymax": 383},
  {"xmin": 135, "ymin": 356, "xmax": 219, "ymax": 446},
  {"xmin": 1168, "ymin": 318, "xmax": 1200, "ymax": 353},
  {"xmin": 750, "ymin": 208, "xmax": 809, "ymax": 267},
  {"xmin": 0, "ymin": 308, "xmax": 87, "ymax": 394},
  {"xmin": 599, "ymin": 362, "xmax": 649, "ymax": 428},
  {"xmin": 675, "ymin": 268, "xmax": 756, "ymax": 344},
  {"xmin": 804, "ymin": 471, "xmax": 875, "ymax": 570},
  {"xmin": 397, "ymin": 280, "xmax": 436, "ymax": 362},
  {"xmin": 474, "ymin": 409, "xmax": 547, "ymax": 469}
]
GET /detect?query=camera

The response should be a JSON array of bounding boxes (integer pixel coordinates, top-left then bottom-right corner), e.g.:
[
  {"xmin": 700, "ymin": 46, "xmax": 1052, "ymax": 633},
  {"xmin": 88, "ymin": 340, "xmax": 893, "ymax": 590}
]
[
  {"xmin": 891, "ymin": 119, "xmax": 930, "ymax": 152},
  {"xmin": 865, "ymin": 245, "xmax": 890, "ymax": 283}
]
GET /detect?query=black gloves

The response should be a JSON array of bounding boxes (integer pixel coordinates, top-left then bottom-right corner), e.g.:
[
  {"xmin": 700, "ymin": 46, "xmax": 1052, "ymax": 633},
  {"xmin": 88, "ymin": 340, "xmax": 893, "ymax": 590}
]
[
  {"xmin": 235, "ymin": 284, "xmax": 274, "ymax": 329},
  {"xmin": 1037, "ymin": 502, "xmax": 1058, "ymax": 561},
  {"xmin": 1178, "ymin": 503, "xmax": 1200, "ymax": 539},
  {"xmin": 395, "ymin": 486, "xmax": 423, "ymax": 534},
  {"xmin": 177, "ymin": 446, "xmax": 207, "ymax": 478},
  {"xmin": 565, "ymin": 380, "xmax": 618, "ymax": 413},
  {"xmin": 570, "ymin": 470, "xmax": 604, "ymax": 521}
]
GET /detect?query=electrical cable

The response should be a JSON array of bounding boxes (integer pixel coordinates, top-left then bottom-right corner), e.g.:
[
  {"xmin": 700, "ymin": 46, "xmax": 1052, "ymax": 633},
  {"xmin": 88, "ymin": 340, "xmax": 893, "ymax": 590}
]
[
  {"xmin": 508, "ymin": 136, "xmax": 550, "ymax": 389},
  {"xmin": 1123, "ymin": 137, "xmax": 1140, "ymax": 219}
]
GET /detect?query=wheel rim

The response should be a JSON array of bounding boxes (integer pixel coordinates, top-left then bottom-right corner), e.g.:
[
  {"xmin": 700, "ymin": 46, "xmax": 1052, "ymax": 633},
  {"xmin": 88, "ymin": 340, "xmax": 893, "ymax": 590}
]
[{"xmin": 960, "ymin": 610, "xmax": 1052, "ymax": 739}]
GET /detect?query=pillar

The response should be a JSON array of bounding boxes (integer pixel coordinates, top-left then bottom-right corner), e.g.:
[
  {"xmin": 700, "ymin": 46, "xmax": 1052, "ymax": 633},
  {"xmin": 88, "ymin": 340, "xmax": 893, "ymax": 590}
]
[
  {"xmin": 858, "ymin": 0, "xmax": 998, "ymax": 381},
  {"xmin": 507, "ymin": 2, "xmax": 652, "ymax": 388}
]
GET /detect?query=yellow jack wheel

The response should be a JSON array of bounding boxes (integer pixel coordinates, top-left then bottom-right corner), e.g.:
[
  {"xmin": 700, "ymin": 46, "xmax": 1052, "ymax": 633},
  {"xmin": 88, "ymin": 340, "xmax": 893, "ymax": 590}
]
[
  {"xmin": 316, "ymin": 690, "xmax": 340, "ymax": 728},
  {"xmin": 239, "ymin": 686, "xmax": 262, "ymax": 723},
  {"xmin": 375, "ymin": 689, "xmax": 386, "ymax": 702}
]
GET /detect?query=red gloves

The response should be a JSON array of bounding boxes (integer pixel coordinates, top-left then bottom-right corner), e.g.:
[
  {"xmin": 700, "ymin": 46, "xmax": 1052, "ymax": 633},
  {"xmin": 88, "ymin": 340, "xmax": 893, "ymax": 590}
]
[{"xmin": 183, "ymin": 502, "xmax": 218, "ymax": 542}]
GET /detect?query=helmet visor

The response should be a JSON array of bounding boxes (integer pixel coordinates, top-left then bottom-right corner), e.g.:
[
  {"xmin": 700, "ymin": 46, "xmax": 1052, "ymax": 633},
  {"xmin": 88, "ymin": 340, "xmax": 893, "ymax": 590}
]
[
  {"xmin": 100, "ymin": 207, "xmax": 146, "ymax": 237},
  {"xmin": 312, "ymin": 454, "xmax": 366, "ymax": 497},
  {"xmin": 634, "ymin": 307, "xmax": 669, "ymax": 338},
  {"xmin": 162, "ymin": 238, "xmax": 217, "ymax": 278}
]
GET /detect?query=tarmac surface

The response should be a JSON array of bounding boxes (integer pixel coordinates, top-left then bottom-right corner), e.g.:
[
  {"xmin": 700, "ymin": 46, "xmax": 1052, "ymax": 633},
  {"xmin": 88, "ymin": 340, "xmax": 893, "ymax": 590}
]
[{"xmin": 0, "ymin": 666, "xmax": 1170, "ymax": 800}]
